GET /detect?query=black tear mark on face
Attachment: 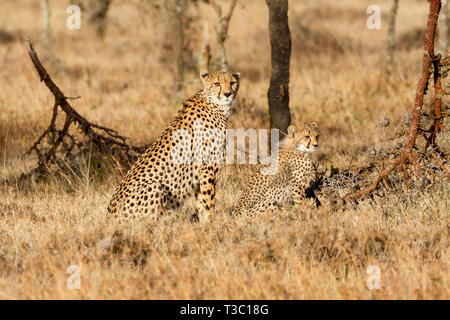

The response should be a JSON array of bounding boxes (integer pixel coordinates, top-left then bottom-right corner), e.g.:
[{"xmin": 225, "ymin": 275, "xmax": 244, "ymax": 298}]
[{"xmin": 217, "ymin": 83, "xmax": 222, "ymax": 100}]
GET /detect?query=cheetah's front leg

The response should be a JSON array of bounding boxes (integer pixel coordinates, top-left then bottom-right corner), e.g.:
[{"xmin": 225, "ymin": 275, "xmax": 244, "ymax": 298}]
[
  {"xmin": 289, "ymin": 173, "xmax": 309, "ymax": 210},
  {"xmin": 196, "ymin": 165, "xmax": 217, "ymax": 222}
]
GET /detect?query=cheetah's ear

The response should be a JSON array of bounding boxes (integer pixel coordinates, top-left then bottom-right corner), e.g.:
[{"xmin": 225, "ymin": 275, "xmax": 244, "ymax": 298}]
[
  {"xmin": 232, "ymin": 73, "xmax": 241, "ymax": 80},
  {"xmin": 310, "ymin": 122, "xmax": 319, "ymax": 129},
  {"xmin": 200, "ymin": 72, "xmax": 210, "ymax": 86},
  {"xmin": 287, "ymin": 125, "xmax": 296, "ymax": 138}
]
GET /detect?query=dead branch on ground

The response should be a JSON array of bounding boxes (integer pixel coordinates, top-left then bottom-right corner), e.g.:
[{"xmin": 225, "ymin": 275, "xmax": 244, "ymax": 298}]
[{"xmin": 25, "ymin": 42, "xmax": 147, "ymax": 177}]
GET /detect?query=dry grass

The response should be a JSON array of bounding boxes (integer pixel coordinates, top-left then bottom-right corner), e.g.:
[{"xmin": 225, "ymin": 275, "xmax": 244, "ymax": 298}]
[{"xmin": 0, "ymin": 0, "xmax": 448, "ymax": 299}]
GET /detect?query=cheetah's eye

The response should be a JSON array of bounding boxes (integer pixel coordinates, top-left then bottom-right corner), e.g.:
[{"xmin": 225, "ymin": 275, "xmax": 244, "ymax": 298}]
[
  {"xmin": 230, "ymin": 81, "xmax": 237, "ymax": 86},
  {"xmin": 214, "ymin": 82, "xmax": 220, "ymax": 86}
]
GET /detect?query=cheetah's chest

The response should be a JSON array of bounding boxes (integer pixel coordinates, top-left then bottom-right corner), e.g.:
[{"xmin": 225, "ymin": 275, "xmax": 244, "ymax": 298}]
[{"xmin": 133, "ymin": 106, "xmax": 228, "ymax": 209}]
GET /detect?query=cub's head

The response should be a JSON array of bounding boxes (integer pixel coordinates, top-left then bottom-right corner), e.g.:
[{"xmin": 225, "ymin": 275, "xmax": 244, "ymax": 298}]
[
  {"xmin": 201, "ymin": 71, "xmax": 240, "ymax": 106},
  {"xmin": 284, "ymin": 122, "xmax": 320, "ymax": 153}
]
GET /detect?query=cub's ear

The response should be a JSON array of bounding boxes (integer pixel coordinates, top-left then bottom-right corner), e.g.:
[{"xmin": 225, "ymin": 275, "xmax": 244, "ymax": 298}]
[
  {"xmin": 232, "ymin": 72, "xmax": 241, "ymax": 80},
  {"xmin": 287, "ymin": 125, "xmax": 296, "ymax": 138}
]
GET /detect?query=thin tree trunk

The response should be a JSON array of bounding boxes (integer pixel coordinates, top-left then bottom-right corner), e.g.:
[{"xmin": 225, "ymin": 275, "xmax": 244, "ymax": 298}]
[
  {"xmin": 265, "ymin": 0, "xmax": 291, "ymax": 134},
  {"xmin": 90, "ymin": 0, "xmax": 112, "ymax": 38},
  {"xmin": 41, "ymin": 0, "xmax": 52, "ymax": 57},
  {"xmin": 386, "ymin": 0, "xmax": 399, "ymax": 74},
  {"xmin": 73, "ymin": 0, "xmax": 112, "ymax": 37},
  {"xmin": 199, "ymin": 22, "xmax": 211, "ymax": 75},
  {"xmin": 159, "ymin": 0, "xmax": 186, "ymax": 92},
  {"xmin": 209, "ymin": 0, "xmax": 238, "ymax": 72},
  {"xmin": 174, "ymin": 0, "xmax": 185, "ymax": 91},
  {"xmin": 159, "ymin": 0, "xmax": 171, "ymax": 56}
]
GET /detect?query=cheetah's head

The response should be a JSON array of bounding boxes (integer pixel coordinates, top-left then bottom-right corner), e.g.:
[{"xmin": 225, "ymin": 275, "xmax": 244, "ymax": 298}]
[
  {"xmin": 285, "ymin": 122, "xmax": 320, "ymax": 153},
  {"xmin": 200, "ymin": 71, "xmax": 240, "ymax": 106}
]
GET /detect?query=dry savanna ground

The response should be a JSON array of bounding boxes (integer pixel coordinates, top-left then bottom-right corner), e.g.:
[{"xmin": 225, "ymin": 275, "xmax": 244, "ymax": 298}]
[{"xmin": 0, "ymin": 0, "xmax": 448, "ymax": 299}]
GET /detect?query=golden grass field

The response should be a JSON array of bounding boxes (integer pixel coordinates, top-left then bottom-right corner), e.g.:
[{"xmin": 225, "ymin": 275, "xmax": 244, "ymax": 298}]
[{"xmin": 0, "ymin": 0, "xmax": 448, "ymax": 299}]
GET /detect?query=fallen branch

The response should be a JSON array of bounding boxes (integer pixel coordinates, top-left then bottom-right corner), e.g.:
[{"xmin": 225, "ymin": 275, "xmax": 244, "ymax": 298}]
[
  {"xmin": 25, "ymin": 42, "xmax": 147, "ymax": 176},
  {"xmin": 343, "ymin": 0, "xmax": 444, "ymax": 202}
]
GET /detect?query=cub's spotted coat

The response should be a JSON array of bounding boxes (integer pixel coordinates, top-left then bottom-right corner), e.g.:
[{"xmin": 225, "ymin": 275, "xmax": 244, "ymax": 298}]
[{"xmin": 234, "ymin": 122, "xmax": 320, "ymax": 215}]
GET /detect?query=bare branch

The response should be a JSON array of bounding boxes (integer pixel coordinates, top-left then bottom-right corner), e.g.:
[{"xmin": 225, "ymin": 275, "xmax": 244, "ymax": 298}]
[{"xmin": 25, "ymin": 42, "xmax": 147, "ymax": 176}]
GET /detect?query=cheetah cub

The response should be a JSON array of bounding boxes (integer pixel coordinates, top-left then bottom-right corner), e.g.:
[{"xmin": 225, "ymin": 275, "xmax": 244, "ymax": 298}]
[
  {"xmin": 234, "ymin": 122, "xmax": 319, "ymax": 216},
  {"xmin": 108, "ymin": 71, "xmax": 240, "ymax": 222}
]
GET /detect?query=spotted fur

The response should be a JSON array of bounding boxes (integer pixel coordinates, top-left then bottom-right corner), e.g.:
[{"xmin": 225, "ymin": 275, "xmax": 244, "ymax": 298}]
[
  {"xmin": 108, "ymin": 71, "xmax": 240, "ymax": 222},
  {"xmin": 233, "ymin": 122, "xmax": 320, "ymax": 215}
]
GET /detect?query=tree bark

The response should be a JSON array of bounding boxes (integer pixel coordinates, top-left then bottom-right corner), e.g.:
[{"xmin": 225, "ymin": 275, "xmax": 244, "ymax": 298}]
[{"xmin": 265, "ymin": 0, "xmax": 291, "ymax": 134}]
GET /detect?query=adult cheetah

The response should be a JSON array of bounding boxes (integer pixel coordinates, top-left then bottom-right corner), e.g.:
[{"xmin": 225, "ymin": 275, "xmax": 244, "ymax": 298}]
[
  {"xmin": 108, "ymin": 71, "xmax": 240, "ymax": 222},
  {"xmin": 233, "ymin": 122, "xmax": 319, "ymax": 216}
]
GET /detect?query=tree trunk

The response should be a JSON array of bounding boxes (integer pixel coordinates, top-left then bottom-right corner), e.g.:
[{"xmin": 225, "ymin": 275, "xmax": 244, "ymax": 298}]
[
  {"xmin": 159, "ymin": 0, "xmax": 187, "ymax": 92},
  {"xmin": 174, "ymin": 0, "xmax": 185, "ymax": 92},
  {"xmin": 265, "ymin": 0, "xmax": 291, "ymax": 134},
  {"xmin": 198, "ymin": 22, "xmax": 211, "ymax": 75},
  {"xmin": 209, "ymin": 0, "xmax": 238, "ymax": 72},
  {"xmin": 89, "ymin": 0, "xmax": 112, "ymax": 38},
  {"xmin": 386, "ymin": 0, "xmax": 399, "ymax": 74},
  {"xmin": 73, "ymin": 0, "xmax": 112, "ymax": 38},
  {"xmin": 41, "ymin": 0, "xmax": 52, "ymax": 57}
]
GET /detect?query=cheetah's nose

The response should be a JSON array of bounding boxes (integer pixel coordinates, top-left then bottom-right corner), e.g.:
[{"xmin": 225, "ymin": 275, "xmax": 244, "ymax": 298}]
[{"xmin": 224, "ymin": 92, "xmax": 232, "ymax": 98}]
